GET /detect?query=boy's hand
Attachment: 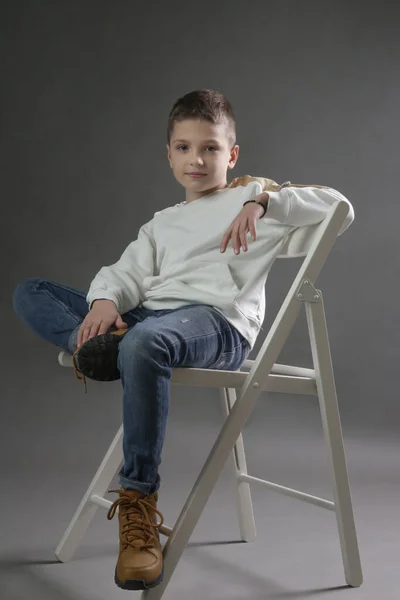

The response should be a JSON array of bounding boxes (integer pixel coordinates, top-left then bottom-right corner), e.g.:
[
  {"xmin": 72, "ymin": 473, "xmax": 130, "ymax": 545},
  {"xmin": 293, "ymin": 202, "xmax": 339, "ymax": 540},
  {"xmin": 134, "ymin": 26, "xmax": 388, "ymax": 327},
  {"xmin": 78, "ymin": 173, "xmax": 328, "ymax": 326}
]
[
  {"xmin": 220, "ymin": 195, "xmax": 267, "ymax": 254},
  {"xmin": 77, "ymin": 299, "xmax": 128, "ymax": 348}
]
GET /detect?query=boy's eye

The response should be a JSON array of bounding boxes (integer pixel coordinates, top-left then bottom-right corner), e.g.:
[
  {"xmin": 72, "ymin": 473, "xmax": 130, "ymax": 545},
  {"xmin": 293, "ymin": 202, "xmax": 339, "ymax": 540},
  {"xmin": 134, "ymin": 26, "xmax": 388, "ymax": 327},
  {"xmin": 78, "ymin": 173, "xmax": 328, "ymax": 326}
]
[{"xmin": 176, "ymin": 145, "xmax": 217, "ymax": 151}]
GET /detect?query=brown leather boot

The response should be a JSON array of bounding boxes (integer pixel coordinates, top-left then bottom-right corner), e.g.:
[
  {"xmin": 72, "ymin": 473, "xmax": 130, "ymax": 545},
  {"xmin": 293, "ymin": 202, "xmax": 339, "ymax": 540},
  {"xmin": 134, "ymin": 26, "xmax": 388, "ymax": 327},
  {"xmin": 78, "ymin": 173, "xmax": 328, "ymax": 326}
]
[{"xmin": 107, "ymin": 487, "xmax": 164, "ymax": 590}]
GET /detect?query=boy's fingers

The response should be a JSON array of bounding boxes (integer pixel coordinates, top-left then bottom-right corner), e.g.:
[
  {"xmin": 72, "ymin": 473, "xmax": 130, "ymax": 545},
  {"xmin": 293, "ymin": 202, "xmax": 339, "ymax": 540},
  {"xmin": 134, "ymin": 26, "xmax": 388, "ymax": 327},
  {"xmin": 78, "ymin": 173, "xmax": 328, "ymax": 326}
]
[
  {"xmin": 80, "ymin": 324, "xmax": 91, "ymax": 347},
  {"xmin": 240, "ymin": 228, "xmax": 247, "ymax": 251},
  {"xmin": 98, "ymin": 324, "xmax": 108, "ymax": 335},
  {"xmin": 89, "ymin": 323, "xmax": 98, "ymax": 341}
]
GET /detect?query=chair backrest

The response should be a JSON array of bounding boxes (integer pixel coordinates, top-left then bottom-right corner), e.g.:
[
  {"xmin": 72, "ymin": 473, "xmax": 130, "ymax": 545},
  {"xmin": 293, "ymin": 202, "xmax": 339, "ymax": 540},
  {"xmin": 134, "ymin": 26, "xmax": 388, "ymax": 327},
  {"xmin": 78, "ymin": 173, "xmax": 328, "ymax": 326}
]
[
  {"xmin": 277, "ymin": 222, "xmax": 322, "ymax": 259},
  {"xmin": 242, "ymin": 198, "xmax": 350, "ymax": 380},
  {"xmin": 262, "ymin": 198, "xmax": 350, "ymax": 346},
  {"xmin": 276, "ymin": 199, "xmax": 349, "ymax": 260}
]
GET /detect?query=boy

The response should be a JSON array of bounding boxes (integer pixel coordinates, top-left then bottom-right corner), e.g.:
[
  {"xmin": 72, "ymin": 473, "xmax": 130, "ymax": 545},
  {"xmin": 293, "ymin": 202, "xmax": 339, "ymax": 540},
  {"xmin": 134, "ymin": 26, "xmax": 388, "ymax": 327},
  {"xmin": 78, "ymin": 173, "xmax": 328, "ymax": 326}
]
[{"xmin": 12, "ymin": 88, "xmax": 354, "ymax": 590}]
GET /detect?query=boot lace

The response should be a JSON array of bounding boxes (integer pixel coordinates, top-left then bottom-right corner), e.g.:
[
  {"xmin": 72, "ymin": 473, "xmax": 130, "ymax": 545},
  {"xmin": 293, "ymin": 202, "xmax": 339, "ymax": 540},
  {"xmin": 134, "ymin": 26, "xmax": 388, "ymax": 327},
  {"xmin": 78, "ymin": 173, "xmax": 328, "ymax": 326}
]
[
  {"xmin": 107, "ymin": 489, "xmax": 164, "ymax": 551},
  {"xmin": 72, "ymin": 349, "xmax": 88, "ymax": 394}
]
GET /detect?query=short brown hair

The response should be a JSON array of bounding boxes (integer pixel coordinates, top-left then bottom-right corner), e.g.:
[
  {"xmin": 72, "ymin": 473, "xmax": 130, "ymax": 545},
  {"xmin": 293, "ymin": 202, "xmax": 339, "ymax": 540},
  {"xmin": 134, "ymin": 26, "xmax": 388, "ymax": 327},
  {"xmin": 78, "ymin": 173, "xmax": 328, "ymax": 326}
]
[{"xmin": 167, "ymin": 89, "xmax": 236, "ymax": 149}]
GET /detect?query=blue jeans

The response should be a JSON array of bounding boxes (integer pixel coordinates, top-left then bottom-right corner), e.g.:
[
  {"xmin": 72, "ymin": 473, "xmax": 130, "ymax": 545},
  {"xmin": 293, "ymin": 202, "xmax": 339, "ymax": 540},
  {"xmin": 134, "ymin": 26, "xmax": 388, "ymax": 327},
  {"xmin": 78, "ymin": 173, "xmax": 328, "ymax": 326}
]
[{"xmin": 12, "ymin": 278, "xmax": 251, "ymax": 495}]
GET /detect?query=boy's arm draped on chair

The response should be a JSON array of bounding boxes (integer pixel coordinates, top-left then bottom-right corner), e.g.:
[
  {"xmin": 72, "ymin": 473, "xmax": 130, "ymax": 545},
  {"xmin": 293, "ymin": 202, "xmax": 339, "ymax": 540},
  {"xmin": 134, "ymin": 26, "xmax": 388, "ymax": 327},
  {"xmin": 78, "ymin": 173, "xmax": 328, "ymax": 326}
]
[{"xmin": 229, "ymin": 174, "xmax": 354, "ymax": 235}]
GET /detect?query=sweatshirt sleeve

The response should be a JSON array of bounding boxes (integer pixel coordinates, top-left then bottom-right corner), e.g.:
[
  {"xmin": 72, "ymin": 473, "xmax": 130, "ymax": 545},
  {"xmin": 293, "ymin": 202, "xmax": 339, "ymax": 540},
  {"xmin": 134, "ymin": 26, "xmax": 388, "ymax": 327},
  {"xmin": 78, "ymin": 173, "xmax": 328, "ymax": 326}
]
[
  {"xmin": 264, "ymin": 186, "xmax": 355, "ymax": 235},
  {"xmin": 86, "ymin": 218, "xmax": 156, "ymax": 314}
]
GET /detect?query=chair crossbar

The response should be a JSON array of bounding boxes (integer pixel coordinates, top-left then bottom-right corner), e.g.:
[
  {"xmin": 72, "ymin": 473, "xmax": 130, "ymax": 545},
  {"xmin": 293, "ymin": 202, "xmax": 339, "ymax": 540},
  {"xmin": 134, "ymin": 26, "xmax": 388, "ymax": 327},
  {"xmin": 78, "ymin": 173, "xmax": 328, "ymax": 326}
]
[{"xmin": 238, "ymin": 474, "xmax": 335, "ymax": 510}]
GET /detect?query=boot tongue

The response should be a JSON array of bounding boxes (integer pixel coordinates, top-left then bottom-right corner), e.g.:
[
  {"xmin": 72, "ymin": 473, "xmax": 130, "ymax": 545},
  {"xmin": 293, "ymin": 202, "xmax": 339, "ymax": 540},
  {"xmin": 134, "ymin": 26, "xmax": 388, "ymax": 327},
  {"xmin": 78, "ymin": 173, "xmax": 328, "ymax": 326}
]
[
  {"xmin": 122, "ymin": 492, "xmax": 156, "ymax": 544},
  {"xmin": 125, "ymin": 512, "xmax": 155, "ymax": 547}
]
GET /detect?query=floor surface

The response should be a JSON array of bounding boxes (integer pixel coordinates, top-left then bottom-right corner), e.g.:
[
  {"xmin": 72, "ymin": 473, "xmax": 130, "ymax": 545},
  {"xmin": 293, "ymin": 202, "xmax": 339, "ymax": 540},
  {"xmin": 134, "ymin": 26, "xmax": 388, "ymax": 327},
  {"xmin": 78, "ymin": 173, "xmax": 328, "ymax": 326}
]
[{"xmin": 1, "ymin": 349, "xmax": 398, "ymax": 599}]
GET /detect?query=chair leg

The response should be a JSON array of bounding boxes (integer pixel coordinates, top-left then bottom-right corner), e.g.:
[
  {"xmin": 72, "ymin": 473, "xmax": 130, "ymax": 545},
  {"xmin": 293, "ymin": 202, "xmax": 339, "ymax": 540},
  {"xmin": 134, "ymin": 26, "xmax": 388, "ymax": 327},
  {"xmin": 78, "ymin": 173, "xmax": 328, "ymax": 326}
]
[
  {"xmin": 142, "ymin": 382, "xmax": 267, "ymax": 600},
  {"xmin": 306, "ymin": 296, "xmax": 363, "ymax": 587},
  {"xmin": 219, "ymin": 387, "xmax": 256, "ymax": 542},
  {"xmin": 55, "ymin": 425, "xmax": 124, "ymax": 562}
]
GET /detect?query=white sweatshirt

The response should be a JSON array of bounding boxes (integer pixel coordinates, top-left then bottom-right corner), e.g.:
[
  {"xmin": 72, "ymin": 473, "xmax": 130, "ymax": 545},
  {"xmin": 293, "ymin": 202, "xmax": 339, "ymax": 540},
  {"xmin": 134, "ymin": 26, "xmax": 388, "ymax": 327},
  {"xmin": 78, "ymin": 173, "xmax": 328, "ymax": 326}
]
[{"xmin": 86, "ymin": 181, "xmax": 354, "ymax": 350}]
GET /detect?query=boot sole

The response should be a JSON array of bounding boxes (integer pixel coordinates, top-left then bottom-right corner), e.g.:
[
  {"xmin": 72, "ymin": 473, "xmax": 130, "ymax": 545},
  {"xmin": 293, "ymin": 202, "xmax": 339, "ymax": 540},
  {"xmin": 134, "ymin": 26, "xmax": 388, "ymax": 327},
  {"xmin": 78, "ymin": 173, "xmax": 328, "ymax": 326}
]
[
  {"xmin": 72, "ymin": 329, "xmax": 128, "ymax": 381},
  {"xmin": 114, "ymin": 564, "xmax": 164, "ymax": 590}
]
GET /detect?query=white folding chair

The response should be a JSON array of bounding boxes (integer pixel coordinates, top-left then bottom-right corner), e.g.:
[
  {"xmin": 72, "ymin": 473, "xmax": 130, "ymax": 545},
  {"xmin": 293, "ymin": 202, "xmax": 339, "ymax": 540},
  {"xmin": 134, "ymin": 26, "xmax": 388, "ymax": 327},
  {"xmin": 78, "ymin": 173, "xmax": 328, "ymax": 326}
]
[{"xmin": 55, "ymin": 198, "xmax": 363, "ymax": 598}]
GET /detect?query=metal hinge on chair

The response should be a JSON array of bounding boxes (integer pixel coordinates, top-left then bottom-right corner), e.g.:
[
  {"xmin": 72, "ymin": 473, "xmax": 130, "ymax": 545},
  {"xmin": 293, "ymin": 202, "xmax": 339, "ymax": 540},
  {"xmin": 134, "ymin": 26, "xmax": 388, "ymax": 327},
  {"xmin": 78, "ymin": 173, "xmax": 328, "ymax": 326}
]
[{"xmin": 296, "ymin": 279, "xmax": 321, "ymax": 303}]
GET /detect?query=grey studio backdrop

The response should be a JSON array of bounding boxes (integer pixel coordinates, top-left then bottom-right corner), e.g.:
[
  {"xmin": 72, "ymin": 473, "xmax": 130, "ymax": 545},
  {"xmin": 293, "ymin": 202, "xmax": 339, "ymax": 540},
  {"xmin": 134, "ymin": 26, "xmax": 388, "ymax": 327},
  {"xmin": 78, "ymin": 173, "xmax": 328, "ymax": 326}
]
[{"xmin": 1, "ymin": 2, "xmax": 399, "ymax": 600}]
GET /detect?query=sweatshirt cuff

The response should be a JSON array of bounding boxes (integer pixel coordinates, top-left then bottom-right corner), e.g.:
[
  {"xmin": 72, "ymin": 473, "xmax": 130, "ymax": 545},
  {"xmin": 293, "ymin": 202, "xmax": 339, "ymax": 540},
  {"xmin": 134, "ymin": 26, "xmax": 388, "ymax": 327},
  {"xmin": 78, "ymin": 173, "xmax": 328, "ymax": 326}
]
[
  {"xmin": 265, "ymin": 190, "xmax": 290, "ymax": 223},
  {"xmin": 86, "ymin": 289, "xmax": 119, "ymax": 311}
]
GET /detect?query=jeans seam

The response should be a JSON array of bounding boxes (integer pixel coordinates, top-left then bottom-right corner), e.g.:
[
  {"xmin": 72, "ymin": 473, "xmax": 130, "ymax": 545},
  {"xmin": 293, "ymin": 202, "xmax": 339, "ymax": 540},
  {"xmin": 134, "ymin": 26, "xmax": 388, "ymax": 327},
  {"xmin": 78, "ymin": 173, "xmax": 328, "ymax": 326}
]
[{"xmin": 36, "ymin": 285, "xmax": 83, "ymax": 325}]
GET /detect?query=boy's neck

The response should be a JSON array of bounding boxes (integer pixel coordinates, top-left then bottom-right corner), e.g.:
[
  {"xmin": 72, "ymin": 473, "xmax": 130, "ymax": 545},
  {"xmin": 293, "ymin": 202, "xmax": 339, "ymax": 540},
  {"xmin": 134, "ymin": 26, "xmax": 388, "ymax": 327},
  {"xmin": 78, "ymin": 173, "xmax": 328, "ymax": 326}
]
[{"xmin": 185, "ymin": 182, "xmax": 229, "ymax": 204}]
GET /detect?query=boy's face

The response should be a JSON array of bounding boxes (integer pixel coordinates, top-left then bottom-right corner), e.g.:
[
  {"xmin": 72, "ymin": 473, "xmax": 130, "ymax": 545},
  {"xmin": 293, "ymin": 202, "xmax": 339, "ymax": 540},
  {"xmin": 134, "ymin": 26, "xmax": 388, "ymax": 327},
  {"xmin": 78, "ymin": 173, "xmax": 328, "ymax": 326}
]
[{"xmin": 167, "ymin": 118, "xmax": 239, "ymax": 203}]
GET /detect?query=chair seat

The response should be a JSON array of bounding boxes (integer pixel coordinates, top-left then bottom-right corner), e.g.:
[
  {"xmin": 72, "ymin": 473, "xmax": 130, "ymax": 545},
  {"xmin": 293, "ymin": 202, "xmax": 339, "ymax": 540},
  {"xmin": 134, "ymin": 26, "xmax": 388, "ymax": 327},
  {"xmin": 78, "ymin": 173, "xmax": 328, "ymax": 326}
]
[{"xmin": 59, "ymin": 351, "xmax": 317, "ymax": 395}]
